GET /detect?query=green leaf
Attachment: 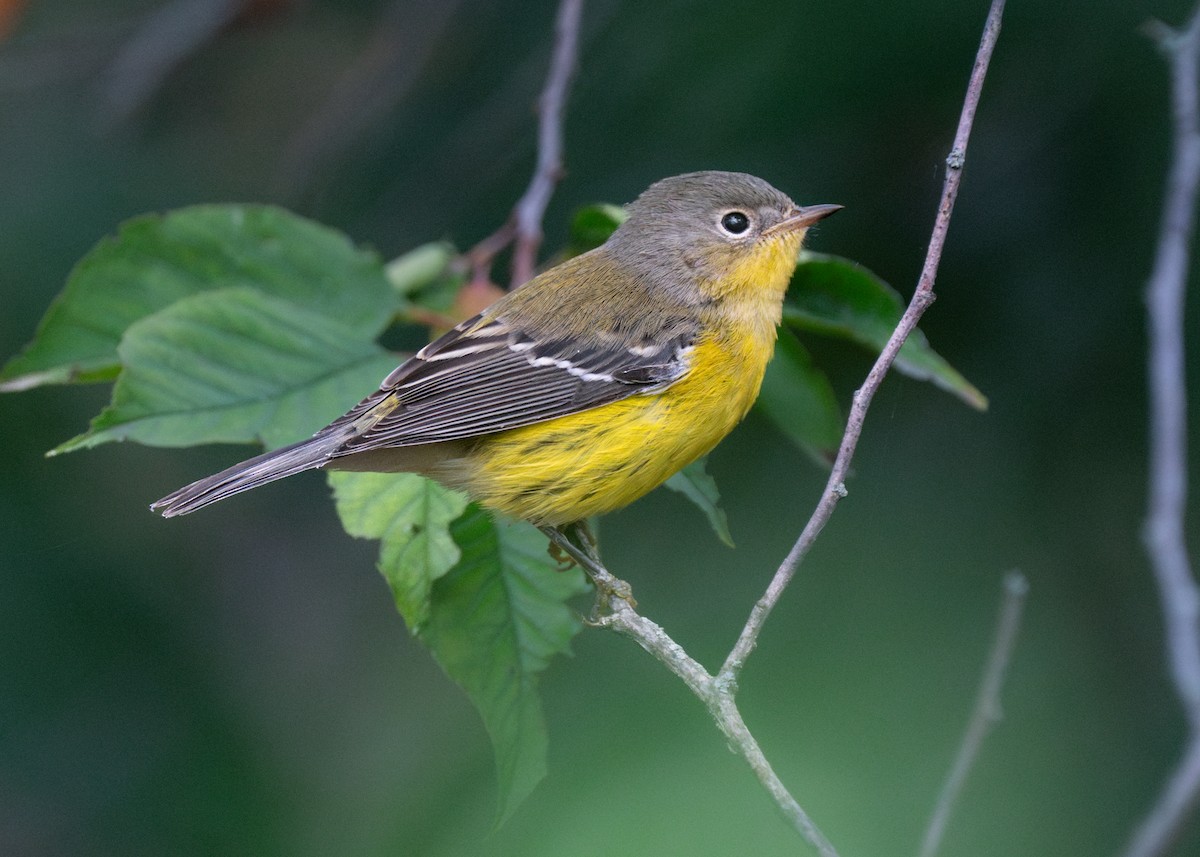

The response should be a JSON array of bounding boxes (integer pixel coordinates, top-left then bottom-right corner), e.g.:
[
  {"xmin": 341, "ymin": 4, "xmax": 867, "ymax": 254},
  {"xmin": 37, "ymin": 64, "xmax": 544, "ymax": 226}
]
[
  {"xmin": 52, "ymin": 287, "xmax": 399, "ymax": 453},
  {"xmin": 755, "ymin": 329, "xmax": 843, "ymax": 465},
  {"xmin": 566, "ymin": 203, "xmax": 627, "ymax": 256},
  {"xmin": 664, "ymin": 458, "xmax": 734, "ymax": 547},
  {"xmin": 421, "ymin": 507, "xmax": 588, "ymax": 824},
  {"xmin": 384, "ymin": 241, "xmax": 457, "ymax": 298},
  {"xmin": 784, "ymin": 252, "xmax": 988, "ymax": 410},
  {"xmin": 1, "ymin": 205, "xmax": 397, "ymax": 392},
  {"xmin": 329, "ymin": 471, "xmax": 470, "ymax": 630},
  {"xmin": 381, "ymin": 241, "xmax": 468, "ymax": 319}
]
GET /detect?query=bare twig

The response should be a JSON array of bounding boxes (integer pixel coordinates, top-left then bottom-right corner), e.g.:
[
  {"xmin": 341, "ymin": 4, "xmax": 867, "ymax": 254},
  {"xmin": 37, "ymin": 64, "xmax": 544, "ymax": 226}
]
[
  {"xmin": 467, "ymin": 221, "xmax": 517, "ymax": 283},
  {"xmin": 102, "ymin": 0, "xmax": 244, "ymax": 122},
  {"xmin": 0, "ymin": 19, "xmax": 136, "ymax": 94},
  {"xmin": 1126, "ymin": 741, "xmax": 1200, "ymax": 857},
  {"xmin": 467, "ymin": 0, "xmax": 583, "ymax": 287},
  {"xmin": 276, "ymin": 0, "xmax": 461, "ymax": 198},
  {"xmin": 1122, "ymin": 7, "xmax": 1200, "ymax": 857},
  {"xmin": 509, "ymin": 0, "xmax": 582, "ymax": 284},
  {"xmin": 918, "ymin": 572, "xmax": 1028, "ymax": 857},
  {"xmin": 720, "ymin": 0, "xmax": 1007, "ymax": 684}
]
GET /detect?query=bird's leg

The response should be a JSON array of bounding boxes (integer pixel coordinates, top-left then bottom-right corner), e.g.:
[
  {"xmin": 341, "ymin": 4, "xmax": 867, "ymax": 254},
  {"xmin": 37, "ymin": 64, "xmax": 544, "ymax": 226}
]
[
  {"xmin": 547, "ymin": 539, "xmax": 576, "ymax": 571},
  {"xmin": 545, "ymin": 519, "xmax": 597, "ymax": 569},
  {"xmin": 568, "ymin": 518, "xmax": 598, "ymax": 556},
  {"xmin": 540, "ymin": 524, "xmax": 636, "ymax": 615}
]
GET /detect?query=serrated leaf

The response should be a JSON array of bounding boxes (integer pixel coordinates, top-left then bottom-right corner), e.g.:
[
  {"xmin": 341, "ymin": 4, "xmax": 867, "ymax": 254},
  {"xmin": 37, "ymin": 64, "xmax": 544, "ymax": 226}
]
[
  {"xmin": 52, "ymin": 287, "xmax": 399, "ymax": 453},
  {"xmin": 784, "ymin": 252, "xmax": 988, "ymax": 410},
  {"xmin": 421, "ymin": 507, "xmax": 587, "ymax": 825},
  {"xmin": 330, "ymin": 471, "xmax": 469, "ymax": 630},
  {"xmin": 565, "ymin": 203, "xmax": 626, "ymax": 256},
  {"xmin": 1, "ymin": 205, "xmax": 397, "ymax": 391},
  {"xmin": 755, "ymin": 329, "xmax": 843, "ymax": 466},
  {"xmin": 664, "ymin": 458, "xmax": 734, "ymax": 547}
]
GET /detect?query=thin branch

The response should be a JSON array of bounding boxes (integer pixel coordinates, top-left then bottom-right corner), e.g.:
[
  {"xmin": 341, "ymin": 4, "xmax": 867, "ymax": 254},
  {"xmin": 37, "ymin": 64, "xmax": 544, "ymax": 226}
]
[
  {"xmin": 918, "ymin": 571, "xmax": 1029, "ymax": 857},
  {"xmin": 1143, "ymin": 4, "xmax": 1200, "ymax": 737},
  {"xmin": 720, "ymin": 0, "xmax": 1007, "ymax": 685},
  {"xmin": 275, "ymin": 0, "xmax": 461, "ymax": 198},
  {"xmin": 0, "ymin": 19, "xmax": 135, "ymax": 94},
  {"xmin": 102, "ymin": 0, "xmax": 244, "ymax": 123},
  {"xmin": 1126, "ymin": 740, "xmax": 1200, "ymax": 857},
  {"xmin": 467, "ymin": 221, "xmax": 517, "ymax": 283},
  {"xmin": 1122, "ymin": 6, "xmax": 1200, "ymax": 857},
  {"xmin": 467, "ymin": 0, "xmax": 583, "ymax": 287},
  {"xmin": 510, "ymin": 0, "xmax": 582, "ymax": 284}
]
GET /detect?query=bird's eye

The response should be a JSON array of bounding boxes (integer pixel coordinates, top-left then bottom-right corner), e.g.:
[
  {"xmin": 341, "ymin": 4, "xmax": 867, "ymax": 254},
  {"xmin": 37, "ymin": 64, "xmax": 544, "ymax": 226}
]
[{"xmin": 719, "ymin": 211, "xmax": 751, "ymax": 236}]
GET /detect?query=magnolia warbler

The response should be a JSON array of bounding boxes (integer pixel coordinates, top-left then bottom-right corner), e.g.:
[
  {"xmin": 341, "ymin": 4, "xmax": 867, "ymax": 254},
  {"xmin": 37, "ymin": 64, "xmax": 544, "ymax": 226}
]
[{"xmin": 152, "ymin": 171, "xmax": 841, "ymax": 525}]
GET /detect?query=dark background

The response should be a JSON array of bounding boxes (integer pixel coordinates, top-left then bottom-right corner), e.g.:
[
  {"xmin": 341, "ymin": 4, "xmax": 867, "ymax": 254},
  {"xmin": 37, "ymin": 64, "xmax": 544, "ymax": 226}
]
[{"xmin": 2, "ymin": 0, "xmax": 1198, "ymax": 855}]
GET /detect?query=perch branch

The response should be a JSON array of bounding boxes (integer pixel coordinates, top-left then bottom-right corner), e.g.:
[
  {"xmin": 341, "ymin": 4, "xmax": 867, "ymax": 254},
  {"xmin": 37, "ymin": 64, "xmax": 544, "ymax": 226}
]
[{"xmin": 542, "ymin": 527, "xmax": 841, "ymax": 857}]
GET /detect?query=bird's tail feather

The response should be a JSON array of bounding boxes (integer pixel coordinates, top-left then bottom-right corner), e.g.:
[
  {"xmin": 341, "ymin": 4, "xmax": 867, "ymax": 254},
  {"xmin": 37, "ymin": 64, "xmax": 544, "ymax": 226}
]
[{"xmin": 151, "ymin": 433, "xmax": 342, "ymax": 518}]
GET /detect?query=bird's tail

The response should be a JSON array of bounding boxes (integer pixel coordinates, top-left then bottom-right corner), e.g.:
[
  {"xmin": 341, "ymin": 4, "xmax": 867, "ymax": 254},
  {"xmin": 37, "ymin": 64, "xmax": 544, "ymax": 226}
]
[{"xmin": 151, "ymin": 433, "xmax": 342, "ymax": 518}]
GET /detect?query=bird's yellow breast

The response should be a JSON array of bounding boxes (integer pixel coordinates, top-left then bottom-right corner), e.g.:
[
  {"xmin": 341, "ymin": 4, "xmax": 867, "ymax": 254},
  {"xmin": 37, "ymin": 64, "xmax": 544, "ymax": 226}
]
[
  {"xmin": 446, "ymin": 330, "xmax": 768, "ymax": 526},
  {"xmin": 444, "ymin": 250, "xmax": 798, "ymax": 526}
]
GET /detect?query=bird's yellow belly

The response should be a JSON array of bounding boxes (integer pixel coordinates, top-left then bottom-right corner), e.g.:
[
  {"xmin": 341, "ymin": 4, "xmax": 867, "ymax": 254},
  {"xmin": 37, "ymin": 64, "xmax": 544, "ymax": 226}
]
[{"xmin": 445, "ymin": 332, "xmax": 770, "ymax": 526}]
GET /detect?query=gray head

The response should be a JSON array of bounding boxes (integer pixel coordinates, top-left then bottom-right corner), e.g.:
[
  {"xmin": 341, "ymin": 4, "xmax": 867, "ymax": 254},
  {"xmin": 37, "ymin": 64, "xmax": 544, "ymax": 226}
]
[
  {"xmin": 628, "ymin": 171, "xmax": 795, "ymax": 228},
  {"xmin": 605, "ymin": 171, "xmax": 841, "ymax": 295}
]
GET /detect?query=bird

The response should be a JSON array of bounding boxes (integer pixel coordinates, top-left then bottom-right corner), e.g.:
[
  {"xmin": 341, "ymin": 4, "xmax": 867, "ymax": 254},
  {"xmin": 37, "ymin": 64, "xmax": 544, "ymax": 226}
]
[{"xmin": 152, "ymin": 171, "xmax": 841, "ymax": 527}]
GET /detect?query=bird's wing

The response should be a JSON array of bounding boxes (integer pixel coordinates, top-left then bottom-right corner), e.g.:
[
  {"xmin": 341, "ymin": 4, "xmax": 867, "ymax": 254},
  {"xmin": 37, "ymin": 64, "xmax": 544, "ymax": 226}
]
[{"xmin": 328, "ymin": 312, "xmax": 697, "ymax": 454}]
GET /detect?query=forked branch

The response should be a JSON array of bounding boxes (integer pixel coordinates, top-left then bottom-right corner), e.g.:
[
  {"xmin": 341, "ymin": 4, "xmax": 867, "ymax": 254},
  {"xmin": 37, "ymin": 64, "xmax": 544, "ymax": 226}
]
[{"xmin": 468, "ymin": 0, "xmax": 584, "ymax": 287}]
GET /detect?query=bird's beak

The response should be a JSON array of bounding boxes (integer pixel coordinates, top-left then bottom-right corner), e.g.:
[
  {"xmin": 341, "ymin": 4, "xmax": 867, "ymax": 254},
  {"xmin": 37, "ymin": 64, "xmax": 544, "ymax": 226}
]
[{"xmin": 766, "ymin": 203, "xmax": 844, "ymax": 235}]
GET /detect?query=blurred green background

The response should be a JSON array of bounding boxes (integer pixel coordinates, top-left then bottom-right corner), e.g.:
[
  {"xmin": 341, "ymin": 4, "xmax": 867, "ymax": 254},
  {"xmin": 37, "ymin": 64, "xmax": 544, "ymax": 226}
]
[{"xmin": 2, "ymin": 0, "xmax": 1199, "ymax": 854}]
